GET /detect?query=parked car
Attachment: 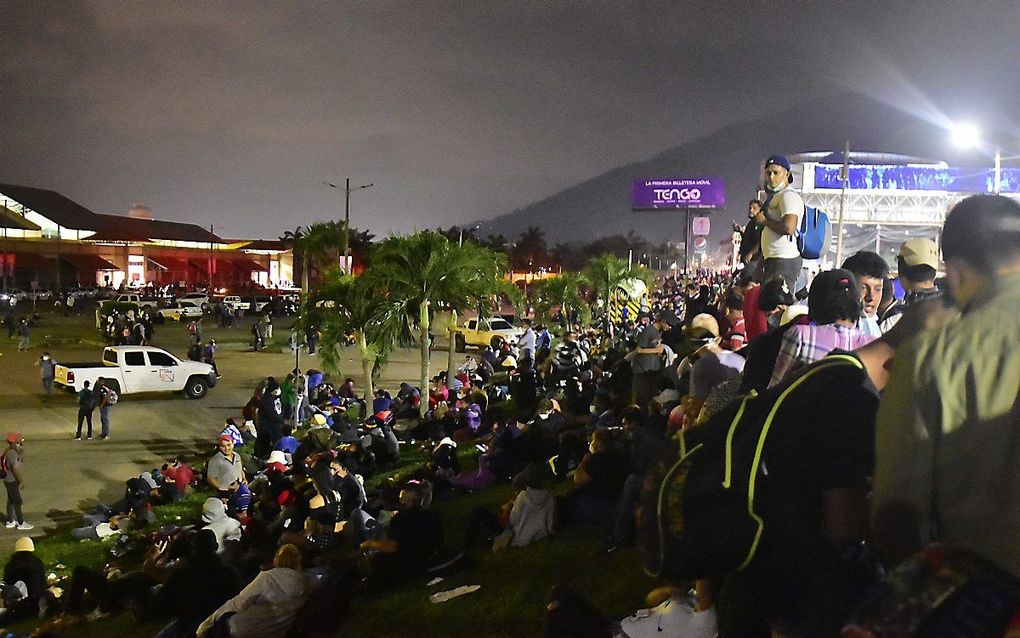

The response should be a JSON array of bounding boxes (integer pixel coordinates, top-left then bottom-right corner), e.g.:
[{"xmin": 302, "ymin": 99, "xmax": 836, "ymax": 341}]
[
  {"xmin": 26, "ymin": 289, "xmax": 52, "ymax": 301},
  {"xmin": 6, "ymin": 289, "xmax": 27, "ymax": 303},
  {"xmin": 177, "ymin": 292, "xmax": 210, "ymax": 310},
  {"xmin": 54, "ymin": 346, "xmax": 217, "ymax": 399},
  {"xmin": 219, "ymin": 295, "xmax": 250, "ymax": 312},
  {"xmin": 450, "ymin": 317, "xmax": 524, "ymax": 351},
  {"xmin": 155, "ymin": 300, "xmax": 205, "ymax": 322},
  {"xmin": 100, "ymin": 293, "xmax": 159, "ymax": 312}
]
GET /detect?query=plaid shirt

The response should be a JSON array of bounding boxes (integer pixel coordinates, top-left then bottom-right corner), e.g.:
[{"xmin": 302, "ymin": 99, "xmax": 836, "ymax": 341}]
[{"xmin": 769, "ymin": 323, "xmax": 875, "ymax": 387}]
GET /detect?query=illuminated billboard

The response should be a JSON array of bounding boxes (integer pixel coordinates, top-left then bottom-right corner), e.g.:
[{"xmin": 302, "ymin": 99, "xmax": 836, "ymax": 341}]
[{"xmin": 632, "ymin": 178, "xmax": 725, "ymax": 210}]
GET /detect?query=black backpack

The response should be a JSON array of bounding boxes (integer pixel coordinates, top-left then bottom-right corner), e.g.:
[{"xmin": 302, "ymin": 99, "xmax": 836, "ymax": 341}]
[{"xmin": 638, "ymin": 353, "xmax": 865, "ymax": 581}]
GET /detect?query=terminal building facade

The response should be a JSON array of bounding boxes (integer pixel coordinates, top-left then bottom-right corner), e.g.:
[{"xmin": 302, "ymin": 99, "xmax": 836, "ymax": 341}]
[{"xmin": 0, "ymin": 182, "xmax": 294, "ymax": 292}]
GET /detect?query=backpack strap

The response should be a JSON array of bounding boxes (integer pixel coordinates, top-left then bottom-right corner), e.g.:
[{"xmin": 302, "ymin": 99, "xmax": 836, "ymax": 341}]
[{"xmin": 738, "ymin": 354, "xmax": 865, "ymax": 570}]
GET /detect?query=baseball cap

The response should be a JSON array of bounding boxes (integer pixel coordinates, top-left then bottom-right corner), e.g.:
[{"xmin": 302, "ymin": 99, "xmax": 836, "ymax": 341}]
[
  {"xmin": 688, "ymin": 313, "xmax": 720, "ymax": 339},
  {"xmin": 6, "ymin": 433, "xmax": 22, "ymax": 445},
  {"xmin": 898, "ymin": 238, "xmax": 939, "ymax": 270},
  {"xmin": 311, "ymin": 413, "xmax": 328, "ymax": 426},
  {"xmin": 15, "ymin": 537, "xmax": 34, "ymax": 553},
  {"xmin": 217, "ymin": 434, "xmax": 233, "ymax": 444},
  {"xmin": 764, "ymin": 155, "xmax": 791, "ymax": 172}
]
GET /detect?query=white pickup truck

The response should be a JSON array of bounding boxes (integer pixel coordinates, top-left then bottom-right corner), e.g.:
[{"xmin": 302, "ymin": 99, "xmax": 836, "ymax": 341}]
[
  {"xmin": 451, "ymin": 317, "xmax": 523, "ymax": 352},
  {"xmin": 54, "ymin": 346, "xmax": 217, "ymax": 399},
  {"xmin": 99, "ymin": 293, "xmax": 159, "ymax": 313}
]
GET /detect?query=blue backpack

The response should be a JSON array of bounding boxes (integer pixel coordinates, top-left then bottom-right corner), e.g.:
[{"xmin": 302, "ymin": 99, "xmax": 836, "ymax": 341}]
[{"xmin": 797, "ymin": 206, "xmax": 831, "ymax": 259}]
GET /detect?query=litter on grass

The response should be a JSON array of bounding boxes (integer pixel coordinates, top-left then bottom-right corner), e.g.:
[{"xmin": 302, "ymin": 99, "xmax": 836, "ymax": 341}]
[{"xmin": 430, "ymin": 585, "xmax": 480, "ymax": 604}]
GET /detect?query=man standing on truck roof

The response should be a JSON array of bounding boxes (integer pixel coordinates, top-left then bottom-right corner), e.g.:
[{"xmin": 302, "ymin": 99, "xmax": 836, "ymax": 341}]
[{"xmin": 75, "ymin": 380, "xmax": 96, "ymax": 441}]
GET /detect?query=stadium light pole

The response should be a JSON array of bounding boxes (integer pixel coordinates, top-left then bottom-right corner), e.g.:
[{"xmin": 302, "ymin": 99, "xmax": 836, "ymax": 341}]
[
  {"xmin": 951, "ymin": 122, "xmax": 1003, "ymax": 195},
  {"xmin": 835, "ymin": 141, "xmax": 850, "ymax": 265}
]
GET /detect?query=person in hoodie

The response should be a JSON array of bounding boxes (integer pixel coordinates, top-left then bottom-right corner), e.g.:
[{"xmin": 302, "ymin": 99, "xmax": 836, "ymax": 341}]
[
  {"xmin": 200, "ymin": 497, "xmax": 242, "ymax": 554},
  {"xmin": 197, "ymin": 543, "xmax": 308, "ymax": 638},
  {"xmin": 257, "ymin": 377, "xmax": 285, "ymax": 458},
  {"xmin": 506, "ymin": 465, "xmax": 555, "ymax": 548}
]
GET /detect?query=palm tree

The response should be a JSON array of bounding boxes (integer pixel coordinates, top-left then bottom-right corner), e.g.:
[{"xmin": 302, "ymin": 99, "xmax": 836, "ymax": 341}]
[
  {"xmin": 582, "ymin": 253, "xmax": 632, "ymax": 319},
  {"xmin": 513, "ymin": 225, "xmax": 548, "ymax": 269},
  {"xmin": 298, "ymin": 221, "xmax": 345, "ymax": 290},
  {"xmin": 364, "ymin": 231, "xmax": 520, "ymax": 417},
  {"xmin": 530, "ymin": 271, "xmax": 591, "ymax": 329},
  {"xmin": 302, "ymin": 268, "xmax": 404, "ymax": 399},
  {"xmin": 280, "ymin": 226, "xmax": 307, "ymax": 287}
]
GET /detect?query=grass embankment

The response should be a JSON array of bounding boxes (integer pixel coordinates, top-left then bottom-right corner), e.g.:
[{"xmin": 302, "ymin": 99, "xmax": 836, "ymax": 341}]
[{"xmin": 5, "ymin": 441, "xmax": 656, "ymax": 638}]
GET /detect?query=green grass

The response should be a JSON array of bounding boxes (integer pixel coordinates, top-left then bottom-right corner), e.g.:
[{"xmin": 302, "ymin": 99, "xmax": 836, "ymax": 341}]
[{"xmin": 1, "ymin": 375, "xmax": 659, "ymax": 637}]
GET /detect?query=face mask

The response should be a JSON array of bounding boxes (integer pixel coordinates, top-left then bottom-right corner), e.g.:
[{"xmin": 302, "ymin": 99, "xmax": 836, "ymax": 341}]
[
  {"xmin": 589, "ymin": 405, "xmax": 597, "ymax": 414},
  {"xmin": 538, "ymin": 412, "xmax": 550, "ymax": 420}
]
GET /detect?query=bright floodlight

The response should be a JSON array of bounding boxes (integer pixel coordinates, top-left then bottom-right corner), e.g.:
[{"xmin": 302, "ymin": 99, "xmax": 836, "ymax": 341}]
[{"xmin": 951, "ymin": 122, "xmax": 981, "ymax": 148}]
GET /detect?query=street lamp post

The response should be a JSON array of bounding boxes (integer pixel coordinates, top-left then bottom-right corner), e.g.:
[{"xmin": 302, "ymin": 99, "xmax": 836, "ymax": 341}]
[{"xmin": 326, "ymin": 179, "xmax": 374, "ymax": 271}]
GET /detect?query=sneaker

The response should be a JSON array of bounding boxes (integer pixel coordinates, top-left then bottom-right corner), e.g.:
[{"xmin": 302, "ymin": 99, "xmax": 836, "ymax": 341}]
[
  {"xmin": 86, "ymin": 436, "xmax": 93, "ymax": 440},
  {"xmin": 75, "ymin": 436, "xmax": 82, "ymax": 441},
  {"xmin": 99, "ymin": 435, "xmax": 109, "ymax": 440},
  {"xmin": 16, "ymin": 522, "xmax": 34, "ymax": 530},
  {"xmin": 5, "ymin": 521, "xmax": 16, "ymax": 528}
]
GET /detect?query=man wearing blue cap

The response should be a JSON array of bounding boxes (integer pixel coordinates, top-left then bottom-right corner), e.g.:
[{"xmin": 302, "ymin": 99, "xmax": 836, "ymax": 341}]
[{"xmin": 752, "ymin": 155, "xmax": 804, "ymax": 290}]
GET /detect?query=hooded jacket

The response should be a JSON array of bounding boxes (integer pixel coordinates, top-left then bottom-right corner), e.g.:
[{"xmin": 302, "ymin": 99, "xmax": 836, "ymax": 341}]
[
  {"xmin": 508, "ymin": 487, "xmax": 555, "ymax": 547},
  {"xmin": 198, "ymin": 567, "xmax": 308, "ymax": 638},
  {"xmin": 200, "ymin": 497, "xmax": 242, "ymax": 552}
]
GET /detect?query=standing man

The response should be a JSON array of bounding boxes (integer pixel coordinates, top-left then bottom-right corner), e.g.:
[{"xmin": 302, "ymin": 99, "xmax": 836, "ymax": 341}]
[
  {"xmin": 517, "ymin": 318, "xmax": 536, "ymax": 370},
  {"xmin": 739, "ymin": 199, "xmax": 765, "ymax": 271},
  {"xmin": 753, "ymin": 155, "xmax": 805, "ymax": 290},
  {"xmin": 203, "ymin": 339, "xmax": 220, "ymax": 378},
  {"xmin": 629, "ymin": 312, "xmax": 663, "ymax": 409},
  {"xmin": 17, "ymin": 318, "xmax": 30, "ymax": 351},
  {"xmin": 880, "ymin": 238, "xmax": 943, "ymax": 332},
  {"xmin": 36, "ymin": 352, "xmax": 56, "ymax": 401},
  {"xmin": 257, "ymin": 378, "xmax": 285, "ymax": 457},
  {"xmin": 306, "ymin": 323, "xmax": 319, "ymax": 355},
  {"xmin": 3, "ymin": 433, "xmax": 32, "ymax": 530},
  {"xmin": 842, "ymin": 250, "xmax": 888, "ymax": 338},
  {"xmin": 251, "ymin": 319, "xmax": 264, "ymax": 352},
  {"xmin": 95, "ymin": 377, "xmax": 116, "ymax": 440},
  {"xmin": 76, "ymin": 380, "xmax": 96, "ymax": 440},
  {"xmin": 873, "ymin": 195, "xmax": 1020, "ymax": 576},
  {"xmin": 536, "ymin": 323, "xmax": 553, "ymax": 364}
]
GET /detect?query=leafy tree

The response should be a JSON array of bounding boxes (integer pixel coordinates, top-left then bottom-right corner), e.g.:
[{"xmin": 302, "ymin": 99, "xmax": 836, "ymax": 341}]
[
  {"xmin": 582, "ymin": 253, "xmax": 632, "ymax": 319},
  {"xmin": 363, "ymin": 231, "xmax": 520, "ymax": 416},
  {"xmin": 483, "ymin": 233, "xmax": 510, "ymax": 253},
  {"xmin": 302, "ymin": 268, "xmax": 403, "ymax": 399},
  {"xmin": 530, "ymin": 271, "xmax": 591, "ymax": 329},
  {"xmin": 513, "ymin": 226, "xmax": 548, "ymax": 269}
]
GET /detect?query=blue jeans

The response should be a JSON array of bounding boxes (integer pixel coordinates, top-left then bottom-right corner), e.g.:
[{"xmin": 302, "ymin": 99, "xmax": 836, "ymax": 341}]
[{"xmin": 100, "ymin": 406, "xmax": 112, "ymax": 437}]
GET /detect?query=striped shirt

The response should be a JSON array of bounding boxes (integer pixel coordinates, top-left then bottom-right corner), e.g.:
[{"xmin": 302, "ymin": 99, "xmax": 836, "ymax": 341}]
[{"xmin": 769, "ymin": 323, "xmax": 875, "ymax": 387}]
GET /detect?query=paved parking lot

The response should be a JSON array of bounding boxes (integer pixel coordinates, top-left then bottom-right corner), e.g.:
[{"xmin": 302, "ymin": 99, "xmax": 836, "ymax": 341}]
[{"xmin": 0, "ymin": 310, "xmax": 436, "ymax": 553}]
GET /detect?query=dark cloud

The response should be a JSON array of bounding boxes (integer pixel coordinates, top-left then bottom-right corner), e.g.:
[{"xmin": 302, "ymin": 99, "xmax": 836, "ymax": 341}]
[{"xmin": 1, "ymin": 1, "xmax": 1017, "ymax": 239}]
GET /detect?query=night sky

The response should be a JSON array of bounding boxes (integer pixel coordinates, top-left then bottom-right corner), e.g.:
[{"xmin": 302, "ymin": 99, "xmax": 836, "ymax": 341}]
[{"xmin": 2, "ymin": 1, "xmax": 1017, "ymax": 240}]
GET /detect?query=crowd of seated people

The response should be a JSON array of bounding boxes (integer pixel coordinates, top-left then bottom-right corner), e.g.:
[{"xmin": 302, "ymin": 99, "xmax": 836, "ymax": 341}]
[{"xmin": 5, "ymin": 195, "xmax": 1019, "ymax": 638}]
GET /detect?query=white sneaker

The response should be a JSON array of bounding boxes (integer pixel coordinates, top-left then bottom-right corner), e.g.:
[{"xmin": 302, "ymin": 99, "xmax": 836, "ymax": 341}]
[
  {"xmin": 4, "ymin": 521, "xmax": 15, "ymax": 528},
  {"xmin": 16, "ymin": 522, "xmax": 33, "ymax": 530}
]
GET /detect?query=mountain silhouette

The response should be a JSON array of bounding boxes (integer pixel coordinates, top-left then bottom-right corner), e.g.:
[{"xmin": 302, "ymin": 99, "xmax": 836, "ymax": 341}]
[{"xmin": 475, "ymin": 92, "xmax": 957, "ymax": 245}]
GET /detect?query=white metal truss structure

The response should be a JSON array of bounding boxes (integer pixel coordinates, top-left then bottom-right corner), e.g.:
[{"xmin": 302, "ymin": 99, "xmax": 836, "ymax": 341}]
[{"xmin": 797, "ymin": 160, "xmax": 1020, "ymax": 228}]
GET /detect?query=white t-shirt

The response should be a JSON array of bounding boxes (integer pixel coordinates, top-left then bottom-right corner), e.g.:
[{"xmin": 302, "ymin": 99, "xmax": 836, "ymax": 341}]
[{"xmin": 761, "ymin": 186, "xmax": 804, "ymax": 259}]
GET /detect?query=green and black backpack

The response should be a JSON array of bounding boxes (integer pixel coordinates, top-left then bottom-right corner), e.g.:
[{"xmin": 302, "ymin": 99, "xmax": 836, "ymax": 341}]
[{"xmin": 638, "ymin": 353, "xmax": 865, "ymax": 580}]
